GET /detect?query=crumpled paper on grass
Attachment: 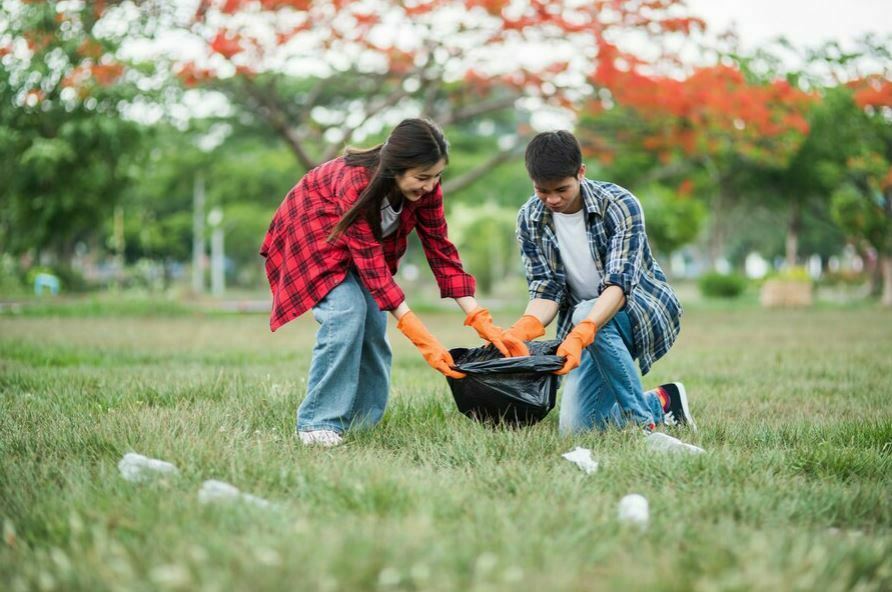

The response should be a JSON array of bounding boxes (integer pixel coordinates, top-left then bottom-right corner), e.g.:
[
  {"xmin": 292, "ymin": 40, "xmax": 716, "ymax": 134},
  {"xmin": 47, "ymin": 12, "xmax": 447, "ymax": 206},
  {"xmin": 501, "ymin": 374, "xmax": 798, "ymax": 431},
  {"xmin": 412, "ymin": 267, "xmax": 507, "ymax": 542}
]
[
  {"xmin": 118, "ymin": 453, "xmax": 180, "ymax": 482},
  {"xmin": 561, "ymin": 446, "xmax": 599, "ymax": 474},
  {"xmin": 197, "ymin": 480, "xmax": 272, "ymax": 508}
]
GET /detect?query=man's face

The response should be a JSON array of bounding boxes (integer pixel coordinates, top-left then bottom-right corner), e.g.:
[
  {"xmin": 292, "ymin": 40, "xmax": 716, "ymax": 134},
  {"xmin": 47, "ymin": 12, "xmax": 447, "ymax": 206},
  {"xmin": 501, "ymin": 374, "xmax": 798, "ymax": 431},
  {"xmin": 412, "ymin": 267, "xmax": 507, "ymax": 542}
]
[{"xmin": 533, "ymin": 165, "xmax": 585, "ymax": 214}]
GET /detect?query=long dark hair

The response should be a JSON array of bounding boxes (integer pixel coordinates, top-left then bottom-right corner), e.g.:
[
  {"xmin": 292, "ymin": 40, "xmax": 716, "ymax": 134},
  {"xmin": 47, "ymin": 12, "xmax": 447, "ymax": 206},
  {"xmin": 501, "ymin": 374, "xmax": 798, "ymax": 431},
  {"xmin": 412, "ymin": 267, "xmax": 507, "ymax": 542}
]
[{"xmin": 328, "ymin": 118, "xmax": 449, "ymax": 242}]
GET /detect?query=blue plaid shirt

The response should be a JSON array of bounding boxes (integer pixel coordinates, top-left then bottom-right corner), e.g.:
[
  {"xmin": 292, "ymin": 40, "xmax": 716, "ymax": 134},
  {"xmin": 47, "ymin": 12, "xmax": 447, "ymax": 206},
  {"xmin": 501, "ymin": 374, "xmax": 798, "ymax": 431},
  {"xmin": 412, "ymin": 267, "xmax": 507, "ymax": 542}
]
[{"xmin": 516, "ymin": 178, "xmax": 682, "ymax": 375}]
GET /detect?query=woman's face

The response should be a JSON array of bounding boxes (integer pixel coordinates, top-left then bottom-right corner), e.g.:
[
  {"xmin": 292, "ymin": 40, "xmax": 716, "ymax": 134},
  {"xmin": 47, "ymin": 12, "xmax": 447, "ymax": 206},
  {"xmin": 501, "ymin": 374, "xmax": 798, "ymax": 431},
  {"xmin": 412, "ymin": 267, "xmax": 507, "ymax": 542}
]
[{"xmin": 394, "ymin": 159, "xmax": 446, "ymax": 201}]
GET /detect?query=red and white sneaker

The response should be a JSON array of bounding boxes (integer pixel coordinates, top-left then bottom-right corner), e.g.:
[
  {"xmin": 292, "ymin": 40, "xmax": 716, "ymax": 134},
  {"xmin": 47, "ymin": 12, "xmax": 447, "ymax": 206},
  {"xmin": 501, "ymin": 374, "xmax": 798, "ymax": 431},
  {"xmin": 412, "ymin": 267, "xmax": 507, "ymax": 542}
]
[{"xmin": 649, "ymin": 382, "xmax": 697, "ymax": 432}]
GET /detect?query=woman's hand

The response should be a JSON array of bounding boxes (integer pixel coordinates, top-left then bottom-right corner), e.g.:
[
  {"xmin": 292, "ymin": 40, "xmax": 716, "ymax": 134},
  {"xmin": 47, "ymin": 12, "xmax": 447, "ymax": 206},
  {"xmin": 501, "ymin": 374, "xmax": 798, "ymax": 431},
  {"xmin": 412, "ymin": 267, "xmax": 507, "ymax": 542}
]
[
  {"xmin": 464, "ymin": 307, "xmax": 528, "ymax": 357},
  {"xmin": 397, "ymin": 311, "xmax": 466, "ymax": 379}
]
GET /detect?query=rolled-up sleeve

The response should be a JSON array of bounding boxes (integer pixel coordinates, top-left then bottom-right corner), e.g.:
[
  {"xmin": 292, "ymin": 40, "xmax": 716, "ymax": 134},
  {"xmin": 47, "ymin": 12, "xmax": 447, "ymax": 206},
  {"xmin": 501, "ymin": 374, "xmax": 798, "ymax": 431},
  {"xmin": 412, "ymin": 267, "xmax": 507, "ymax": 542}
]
[
  {"xmin": 414, "ymin": 186, "xmax": 476, "ymax": 299},
  {"xmin": 601, "ymin": 192, "xmax": 645, "ymax": 296},
  {"xmin": 517, "ymin": 208, "xmax": 564, "ymax": 304}
]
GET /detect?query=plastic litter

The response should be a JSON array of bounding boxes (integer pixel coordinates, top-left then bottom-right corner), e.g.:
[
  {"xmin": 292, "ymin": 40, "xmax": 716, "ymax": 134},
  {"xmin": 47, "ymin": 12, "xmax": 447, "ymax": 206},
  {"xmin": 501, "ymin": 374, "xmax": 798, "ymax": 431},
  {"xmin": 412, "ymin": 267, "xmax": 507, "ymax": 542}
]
[
  {"xmin": 646, "ymin": 432, "xmax": 705, "ymax": 455},
  {"xmin": 446, "ymin": 340, "xmax": 564, "ymax": 426},
  {"xmin": 118, "ymin": 452, "xmax": 180, "ymax": 482},
  {"xmin": 561, "ymin": 446, "xmax": 600, "ymax": 474},
  {"xmin": 197, "ymin": 479, "xmax": 272, "ymax": 508},
  {"xmin": 617, "ymin": 493, "xmax": 649, "ymax": 527}
]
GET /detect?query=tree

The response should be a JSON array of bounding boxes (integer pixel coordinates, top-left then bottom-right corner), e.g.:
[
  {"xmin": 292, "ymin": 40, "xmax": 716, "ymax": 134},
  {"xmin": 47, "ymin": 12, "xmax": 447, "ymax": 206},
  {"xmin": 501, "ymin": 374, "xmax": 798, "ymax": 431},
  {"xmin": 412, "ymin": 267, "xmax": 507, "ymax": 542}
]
[
  {"xmin": 0, "ymin": 0, "xmax": 155, "ymax": 261},
  {"xmin": 174, "ymin": 0, "xmax": 705, "ymax": 193},
  {"xmin": 831, "ymin": 75, "xmax": 892, "ymax": 306},
  {"xmin": 578, "ymin": 51, "xmax": 814, "ymax": 269}
]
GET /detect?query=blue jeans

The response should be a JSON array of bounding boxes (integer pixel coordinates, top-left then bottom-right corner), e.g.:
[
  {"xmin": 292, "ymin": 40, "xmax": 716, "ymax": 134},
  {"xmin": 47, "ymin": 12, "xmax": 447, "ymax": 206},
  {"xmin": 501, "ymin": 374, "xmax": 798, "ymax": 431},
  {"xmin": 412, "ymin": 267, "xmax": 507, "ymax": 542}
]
[
  {"xmin": 558, "ymin": 300, "xmax": 664, "ymax": 435},
  {"xmin": 297, "ymin": 272, "xmax": 391, "ymax": 434}
]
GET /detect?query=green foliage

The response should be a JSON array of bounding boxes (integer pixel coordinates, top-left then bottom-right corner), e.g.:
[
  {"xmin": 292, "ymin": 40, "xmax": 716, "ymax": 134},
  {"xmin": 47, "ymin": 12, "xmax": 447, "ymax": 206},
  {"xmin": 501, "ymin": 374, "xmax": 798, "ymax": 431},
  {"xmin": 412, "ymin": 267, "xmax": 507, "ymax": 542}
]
[
  {"xmin": 447, "ymin": 202, "xmax": 519, "ymax": 294},
  {"xmin": 0, "ymin": 0, "xmax": 154, "ymax": 259},
  {"xmin": 698, "ymin": 272, "xmax": 748, "ymax": 299},
  {"xmin": 636, "ymin": 184, "xmax": 706, "ymax": 256},
  {"xmin": 831, "ymin": 184, "xmax": 892, "ymax": 254}
]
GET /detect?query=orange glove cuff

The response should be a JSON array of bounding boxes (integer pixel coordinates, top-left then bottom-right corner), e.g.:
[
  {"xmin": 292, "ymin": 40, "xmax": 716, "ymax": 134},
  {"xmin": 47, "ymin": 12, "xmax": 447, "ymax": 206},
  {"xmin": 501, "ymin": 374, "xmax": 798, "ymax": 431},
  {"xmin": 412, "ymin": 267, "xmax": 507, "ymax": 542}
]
[
  {"xmin": 464, "ymin": 306, "xmax": 493, "ymax": 329},
  {"xmin": 572, "ymin": 320, "xmax": 598, "ymax": 348},
  {"xmin": 397, "ymin": 311, "xmax": 432, "ymax": 346},
  {"xmin": 509, "ymin": 315, "xmax": 546, "ymax": 341}
]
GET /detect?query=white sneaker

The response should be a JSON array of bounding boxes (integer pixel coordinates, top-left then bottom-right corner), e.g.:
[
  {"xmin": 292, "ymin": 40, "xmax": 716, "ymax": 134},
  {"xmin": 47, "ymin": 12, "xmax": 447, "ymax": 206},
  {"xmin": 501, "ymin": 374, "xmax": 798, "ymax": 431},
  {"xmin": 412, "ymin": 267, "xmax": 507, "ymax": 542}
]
[
  {"xmin": 645, "ymin": 431, "xmax": 704, "ymax": 455},
  {"xmin": 298, "ymin": 429, "xmax": 343, "ymax": 447}
]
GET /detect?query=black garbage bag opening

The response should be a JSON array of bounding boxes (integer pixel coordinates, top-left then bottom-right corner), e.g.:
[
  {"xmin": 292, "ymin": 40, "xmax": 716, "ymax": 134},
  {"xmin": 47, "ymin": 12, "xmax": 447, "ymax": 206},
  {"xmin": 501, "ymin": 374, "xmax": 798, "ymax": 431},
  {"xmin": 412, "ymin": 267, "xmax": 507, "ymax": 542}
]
[{"xmin": 446, "ymin": 339, "xmax": 564, "ymax": 426}]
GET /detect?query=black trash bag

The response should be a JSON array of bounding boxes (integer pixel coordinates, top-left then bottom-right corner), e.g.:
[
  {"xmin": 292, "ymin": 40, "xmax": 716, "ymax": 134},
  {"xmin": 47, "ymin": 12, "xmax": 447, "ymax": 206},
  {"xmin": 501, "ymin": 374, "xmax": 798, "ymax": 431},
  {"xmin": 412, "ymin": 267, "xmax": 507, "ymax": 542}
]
[{"xmin": 446, "ymin": 339, "xmax": 564, "ymax": 426}]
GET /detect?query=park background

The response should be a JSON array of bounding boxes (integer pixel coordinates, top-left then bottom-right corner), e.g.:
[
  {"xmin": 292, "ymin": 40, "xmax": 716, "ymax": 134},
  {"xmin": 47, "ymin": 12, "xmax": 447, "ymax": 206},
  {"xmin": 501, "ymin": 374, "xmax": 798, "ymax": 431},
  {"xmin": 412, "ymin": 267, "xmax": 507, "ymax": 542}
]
[{"xmin": 2, "ymin": 1, "xmax": 891, "ymax": 591}]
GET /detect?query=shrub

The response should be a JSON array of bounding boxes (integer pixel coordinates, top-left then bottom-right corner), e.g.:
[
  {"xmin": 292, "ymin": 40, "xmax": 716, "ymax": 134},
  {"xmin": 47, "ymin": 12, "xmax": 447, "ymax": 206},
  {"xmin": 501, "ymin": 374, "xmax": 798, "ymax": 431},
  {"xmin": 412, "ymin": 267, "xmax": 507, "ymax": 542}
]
[
  {"xmin": 770, "ymin": 265, "xmax": 812, "ymax": 283},
  {"xmin": 698, "ymin": 272, "xmax": 747, "ymax": 299}
]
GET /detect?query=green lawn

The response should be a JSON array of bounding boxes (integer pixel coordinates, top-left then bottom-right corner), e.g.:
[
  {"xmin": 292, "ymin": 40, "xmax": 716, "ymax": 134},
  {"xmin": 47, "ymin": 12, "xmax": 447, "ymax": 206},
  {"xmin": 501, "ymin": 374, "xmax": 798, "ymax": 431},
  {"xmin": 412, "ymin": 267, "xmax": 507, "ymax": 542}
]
[{"xmin": 1, "ymin": 305, "xmax": 891, "ymax": 591}]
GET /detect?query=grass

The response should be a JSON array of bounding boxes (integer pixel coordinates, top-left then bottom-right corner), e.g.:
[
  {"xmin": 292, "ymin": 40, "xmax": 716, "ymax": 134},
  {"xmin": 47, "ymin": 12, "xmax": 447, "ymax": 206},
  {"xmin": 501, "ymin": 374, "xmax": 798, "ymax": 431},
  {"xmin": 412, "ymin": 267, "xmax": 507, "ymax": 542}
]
[{"xmin": 1, "ymin": 304, "xmax": 891, "ymax": 591}]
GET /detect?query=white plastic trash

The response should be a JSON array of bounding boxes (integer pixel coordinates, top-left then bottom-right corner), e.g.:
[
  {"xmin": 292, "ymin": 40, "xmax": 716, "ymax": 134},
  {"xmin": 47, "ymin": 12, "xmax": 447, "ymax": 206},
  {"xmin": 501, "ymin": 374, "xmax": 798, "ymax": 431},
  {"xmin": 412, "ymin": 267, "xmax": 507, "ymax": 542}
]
[
  {"xmin": 645, "ymin": 432, "xmax": 705, "ymax": 455},
  {"xmin": 561, "ymin": 446, "xmax": 599, "ymax": 474},
  {"xmin": 198, "ymin": 480, "xmax": 272, "ymax": 508},
  {"xmin": 617, "ymin": 494, "xmax": 649, "ymax": 527},
  {"xmin": 118, "ymin": 453, "xmax": 180, "ymax": 482}
]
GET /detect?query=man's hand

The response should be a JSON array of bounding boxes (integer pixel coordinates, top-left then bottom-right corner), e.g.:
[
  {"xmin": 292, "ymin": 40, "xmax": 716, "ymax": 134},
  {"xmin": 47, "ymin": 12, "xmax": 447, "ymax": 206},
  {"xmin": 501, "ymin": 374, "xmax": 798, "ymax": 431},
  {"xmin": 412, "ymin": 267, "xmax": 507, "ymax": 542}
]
[
  {"xmin": 397, "ymin": 311, "xmax": 466, "ymax": 379},
  {"xmin": 465, "ymin": 307, "xmax": 527, "ymax": 358},
  {"xmin": 555, "ymin": 320, "xmax": 597, "ymax": 375},
  {"xmin": 497, "ymin": 315, "xmax": 546, "ymax": 357}
]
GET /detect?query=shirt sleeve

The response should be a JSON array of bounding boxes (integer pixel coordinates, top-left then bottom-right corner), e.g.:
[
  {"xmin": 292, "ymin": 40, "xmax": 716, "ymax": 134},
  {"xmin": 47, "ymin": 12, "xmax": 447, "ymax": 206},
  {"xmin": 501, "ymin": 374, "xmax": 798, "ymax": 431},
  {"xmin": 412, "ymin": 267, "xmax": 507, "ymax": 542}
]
[
  {"xmin": 340, "ymin": 171, "xmax": 406, "ymax": 311},
  {"xmin": 600, "ymin": 190, "xmax": 645, "ymax": 296},
  {"xmin": 516, "ymin": 206, "xmax": 565, "ymax": 304},
  {"xmin": 413, "ymin": 185, "xmax": 476, "ymax": 299}
]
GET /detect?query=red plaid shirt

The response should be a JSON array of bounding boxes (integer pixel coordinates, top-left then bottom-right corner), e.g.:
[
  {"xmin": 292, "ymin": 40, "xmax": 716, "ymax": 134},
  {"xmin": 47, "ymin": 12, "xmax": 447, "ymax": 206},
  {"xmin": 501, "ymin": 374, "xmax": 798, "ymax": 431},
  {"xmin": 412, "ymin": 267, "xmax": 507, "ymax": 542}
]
[{"xmin": 260, "ymin": 157, "xmax": 476, "ymax": 331}]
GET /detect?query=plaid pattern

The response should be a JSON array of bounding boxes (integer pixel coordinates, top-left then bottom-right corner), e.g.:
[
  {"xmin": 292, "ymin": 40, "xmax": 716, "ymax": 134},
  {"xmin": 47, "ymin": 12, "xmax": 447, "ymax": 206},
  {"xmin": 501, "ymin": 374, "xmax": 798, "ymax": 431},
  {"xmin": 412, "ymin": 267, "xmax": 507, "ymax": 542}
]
[
  {"xmin": 261, "ymin": 157, "xmax": 475, "ymax": 332},
  {"xmin": 516, "ymin": 178, "xmax": 682, "ymax": 375}
]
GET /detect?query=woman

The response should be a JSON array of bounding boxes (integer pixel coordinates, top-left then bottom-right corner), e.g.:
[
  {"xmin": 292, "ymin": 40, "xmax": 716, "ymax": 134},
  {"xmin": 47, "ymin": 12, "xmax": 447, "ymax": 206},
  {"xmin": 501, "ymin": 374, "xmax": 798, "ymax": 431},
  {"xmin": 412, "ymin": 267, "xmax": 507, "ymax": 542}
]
[{"xmin": 261, "ymin": 119, "xmax": 526, "ymax": 447}]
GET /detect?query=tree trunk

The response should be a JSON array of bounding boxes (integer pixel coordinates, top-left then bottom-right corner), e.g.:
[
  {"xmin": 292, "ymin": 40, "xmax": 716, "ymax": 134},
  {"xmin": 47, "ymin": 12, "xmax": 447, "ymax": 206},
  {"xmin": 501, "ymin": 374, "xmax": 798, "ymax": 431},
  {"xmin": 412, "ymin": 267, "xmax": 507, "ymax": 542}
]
[
  {"xmin": 881, "ymin": 254, "xmax": 892, "ymax": 307},
  {"xmin": 785, "ymin": 200, "xmax": 800, "ymax": 268},
  {"xmin": 706, "ymin": 184, "xmax": 730, "ymax": 271}
]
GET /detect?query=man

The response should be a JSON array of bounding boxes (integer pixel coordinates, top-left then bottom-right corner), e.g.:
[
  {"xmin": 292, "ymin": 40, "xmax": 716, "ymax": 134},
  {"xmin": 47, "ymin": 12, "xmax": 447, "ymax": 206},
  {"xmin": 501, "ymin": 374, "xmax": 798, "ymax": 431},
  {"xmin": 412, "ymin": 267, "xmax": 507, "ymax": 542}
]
[{"xmin": 502, "ymin": 130, "xmax": 695, "ymax": 435}]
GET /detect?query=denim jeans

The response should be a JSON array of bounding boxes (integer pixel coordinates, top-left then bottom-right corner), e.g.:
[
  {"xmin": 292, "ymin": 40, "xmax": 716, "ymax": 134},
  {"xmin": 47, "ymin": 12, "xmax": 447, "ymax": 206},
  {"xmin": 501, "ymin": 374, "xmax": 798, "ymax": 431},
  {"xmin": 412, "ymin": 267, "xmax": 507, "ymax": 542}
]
[
  {"xmin": 558, "ymin": 300, "xmax": 664, "ymax": 435},
  {"xmin": 297, "ymin": 272, "xmax": 391, "ymax": 434}
]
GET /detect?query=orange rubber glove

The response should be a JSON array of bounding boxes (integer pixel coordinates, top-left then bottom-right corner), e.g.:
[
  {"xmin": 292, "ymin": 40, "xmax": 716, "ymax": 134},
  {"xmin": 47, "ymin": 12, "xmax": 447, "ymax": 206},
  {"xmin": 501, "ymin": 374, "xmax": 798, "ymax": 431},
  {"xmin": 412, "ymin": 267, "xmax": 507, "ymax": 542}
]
[
  {"xmin": 555, "ymin": 320, "xmax": 597, "ymax": 375},
  {"xmin": 397, "ymin": 311, "xmax": 466, "ymax": 379},
  {"xmin": 464, "ymin": 307, "xmax": 527, "ymax": 358},
  {"xmin": 497, "ymin": 315, "xmax": 547, "ymax": 358}
]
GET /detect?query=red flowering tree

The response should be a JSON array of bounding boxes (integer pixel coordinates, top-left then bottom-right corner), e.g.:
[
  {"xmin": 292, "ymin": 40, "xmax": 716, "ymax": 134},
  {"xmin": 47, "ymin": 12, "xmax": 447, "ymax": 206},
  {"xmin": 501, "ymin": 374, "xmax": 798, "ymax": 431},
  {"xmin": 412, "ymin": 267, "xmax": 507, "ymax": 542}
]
[
  {"xmin": 174, "ymin": 0, "xmax": 705, "ymax": 192},
  {"xmin": 578, "ymin": 43, "xmax": 815, "ymax": 267}
]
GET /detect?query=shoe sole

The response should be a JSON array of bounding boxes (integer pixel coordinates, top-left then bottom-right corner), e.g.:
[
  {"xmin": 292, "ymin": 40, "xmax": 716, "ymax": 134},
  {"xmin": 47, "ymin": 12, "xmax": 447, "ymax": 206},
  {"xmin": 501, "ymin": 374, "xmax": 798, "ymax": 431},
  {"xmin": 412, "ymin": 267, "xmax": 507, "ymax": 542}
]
[{"xmin": 674, "ymin": 383, "xmax": 697, "ymax": 433}]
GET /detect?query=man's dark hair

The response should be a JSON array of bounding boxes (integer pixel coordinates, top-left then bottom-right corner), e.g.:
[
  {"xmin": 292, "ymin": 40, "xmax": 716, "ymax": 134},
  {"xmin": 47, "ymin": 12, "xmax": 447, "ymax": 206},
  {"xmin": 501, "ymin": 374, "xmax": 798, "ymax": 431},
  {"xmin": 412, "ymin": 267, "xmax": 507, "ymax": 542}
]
[{"xmin": 524, "ymin": 130, "xmax": 582, "ymax": 182}]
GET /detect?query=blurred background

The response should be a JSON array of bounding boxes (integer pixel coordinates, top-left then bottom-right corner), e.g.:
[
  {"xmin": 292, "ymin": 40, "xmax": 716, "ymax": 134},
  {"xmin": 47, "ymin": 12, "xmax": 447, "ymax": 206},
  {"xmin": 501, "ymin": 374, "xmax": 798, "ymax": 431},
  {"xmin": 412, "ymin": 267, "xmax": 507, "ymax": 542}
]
[{"xmin": 1, "ymin": 0, "xmax": 890, "ymax": 312}]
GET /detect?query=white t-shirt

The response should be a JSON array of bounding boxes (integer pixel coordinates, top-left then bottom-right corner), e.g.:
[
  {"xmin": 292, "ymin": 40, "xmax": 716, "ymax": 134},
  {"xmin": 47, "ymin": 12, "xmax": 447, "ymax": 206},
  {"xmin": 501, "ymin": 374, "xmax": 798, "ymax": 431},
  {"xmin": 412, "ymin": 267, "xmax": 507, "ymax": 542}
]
[
  {"xmin": 553, "ymin": 210, "xmax": 600, "ymax": 301},
  {"xmin": 380, "ymin": 199, "xmax": 403, "ymax": 237}
]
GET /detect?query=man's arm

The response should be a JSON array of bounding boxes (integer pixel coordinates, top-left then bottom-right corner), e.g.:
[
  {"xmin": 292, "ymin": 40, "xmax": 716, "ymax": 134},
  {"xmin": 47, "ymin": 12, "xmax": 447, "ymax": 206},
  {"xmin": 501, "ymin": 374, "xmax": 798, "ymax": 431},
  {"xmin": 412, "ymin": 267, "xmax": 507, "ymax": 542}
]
[
  {"xmin": 580, "ymin": 285, "xmax": 626, "ymax": 328},
  {"xmin": 520, "ymin": 298, "xmax": 561, "ymax": 328}
]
